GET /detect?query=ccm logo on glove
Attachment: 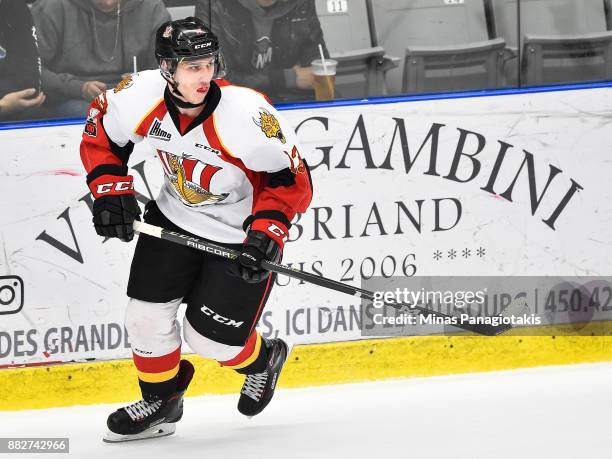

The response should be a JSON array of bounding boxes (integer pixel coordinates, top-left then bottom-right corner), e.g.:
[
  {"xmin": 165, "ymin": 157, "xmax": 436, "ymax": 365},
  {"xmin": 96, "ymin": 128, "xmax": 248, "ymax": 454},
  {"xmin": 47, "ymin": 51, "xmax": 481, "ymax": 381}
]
[
  {"xmin": 97, "ymin": 181, "xmax": 133, "ymax": 194},
  {"xmin": 266, "ymin": 223, "xmax": 288, "ymax": 242},
  {"xmin": 88, "ymin": 174, "xmax": 135, "ymax": 198},
  {"xmin": 249, "ymin": 219, "xmax": 288, "ymax": 247}
]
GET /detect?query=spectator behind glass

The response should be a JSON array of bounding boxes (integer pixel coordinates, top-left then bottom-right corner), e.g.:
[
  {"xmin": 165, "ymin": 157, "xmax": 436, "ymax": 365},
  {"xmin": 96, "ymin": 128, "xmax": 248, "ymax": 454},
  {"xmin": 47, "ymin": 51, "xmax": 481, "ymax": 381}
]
[
  {"xmin": 31, "ymin": 0, "xmax": 170, "ymax": 119},
  {"xmin": 195, "ymin": 0, "xmax": 329, "ymax": 102},
  {"xmin": 0, "ymin": 0, "xmax": 46, "ymax": 122}
]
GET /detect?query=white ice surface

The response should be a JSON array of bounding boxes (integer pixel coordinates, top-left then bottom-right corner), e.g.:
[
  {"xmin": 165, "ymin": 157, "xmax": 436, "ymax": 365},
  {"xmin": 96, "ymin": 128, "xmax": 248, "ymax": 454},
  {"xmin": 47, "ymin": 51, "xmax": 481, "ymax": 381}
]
[{"xmin": 3, "ymin": 362, "xmax": 611, "ymax": 459}]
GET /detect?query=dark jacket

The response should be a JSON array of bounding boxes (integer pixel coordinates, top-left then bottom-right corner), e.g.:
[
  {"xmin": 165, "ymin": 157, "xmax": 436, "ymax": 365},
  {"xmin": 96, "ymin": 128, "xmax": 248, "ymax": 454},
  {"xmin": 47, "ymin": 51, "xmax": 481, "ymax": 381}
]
[
  {"xmin": 195, "ymin": 0, "xmax": 328, "ymax": 102},
  {"xmin": 31, "ymin": 0, "xmax": 170, "ymax": 101},
  {"xmin": 0, "ymin": 0, "xmax": 41, "ymax": 97}
]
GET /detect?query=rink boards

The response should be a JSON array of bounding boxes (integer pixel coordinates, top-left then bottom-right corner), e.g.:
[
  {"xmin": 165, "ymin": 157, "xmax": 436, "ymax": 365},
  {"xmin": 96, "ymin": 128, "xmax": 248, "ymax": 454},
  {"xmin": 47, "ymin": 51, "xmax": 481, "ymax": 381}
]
[
  {"xmin": 2, "ymin": 329, "xmax": 612, "ymax": 410},
  {"xmin": 1, "ymin": 84, "xmax": 612, "ymax": 408}
]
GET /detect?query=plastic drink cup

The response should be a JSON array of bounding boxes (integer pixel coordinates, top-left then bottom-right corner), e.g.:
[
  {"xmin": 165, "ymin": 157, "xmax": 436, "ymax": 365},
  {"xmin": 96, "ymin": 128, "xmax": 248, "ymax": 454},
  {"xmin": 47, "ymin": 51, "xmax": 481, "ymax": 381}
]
[{"xmin": 311, "ymin": 59, "xmax": 337, "ymax": 101}]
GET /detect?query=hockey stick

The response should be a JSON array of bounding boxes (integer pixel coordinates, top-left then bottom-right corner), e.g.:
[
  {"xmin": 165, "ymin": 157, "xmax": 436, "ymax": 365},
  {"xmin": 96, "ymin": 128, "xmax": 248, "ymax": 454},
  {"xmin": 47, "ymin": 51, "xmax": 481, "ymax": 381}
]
[{"xmin": 133, "ymin": 220, "xmax": 515, "ymax": 336}]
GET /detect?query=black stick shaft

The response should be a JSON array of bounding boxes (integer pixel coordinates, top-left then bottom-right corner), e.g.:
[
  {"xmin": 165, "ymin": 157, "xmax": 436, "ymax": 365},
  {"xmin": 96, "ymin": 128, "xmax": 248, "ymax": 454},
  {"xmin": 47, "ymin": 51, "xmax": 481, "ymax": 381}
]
[{"xmin": 133, "ymin": 221, "xmax": 509, "ymax": 336}]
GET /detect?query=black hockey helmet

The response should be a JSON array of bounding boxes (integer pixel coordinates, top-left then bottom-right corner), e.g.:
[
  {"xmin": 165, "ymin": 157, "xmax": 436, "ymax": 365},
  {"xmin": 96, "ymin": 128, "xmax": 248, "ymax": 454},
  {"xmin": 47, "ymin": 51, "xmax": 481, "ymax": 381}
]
[{"xmin": 155, "ymin": 17, "xmax": 226, "ymax": 82}]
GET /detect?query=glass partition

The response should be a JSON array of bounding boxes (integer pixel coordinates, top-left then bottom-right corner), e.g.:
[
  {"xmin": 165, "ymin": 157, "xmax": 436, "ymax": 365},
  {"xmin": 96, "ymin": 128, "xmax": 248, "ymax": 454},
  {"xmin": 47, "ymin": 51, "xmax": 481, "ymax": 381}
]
[
  {"xmin": 368, "ymin": 0, "xmax": 518, "ymax": 96},
  {"xmin": 516, "ymin": 0, "xmax": 612, "ymax": 86},
  {"xmin": 1, "ymin": 0, "xmax": 611, "ymax": 124}
]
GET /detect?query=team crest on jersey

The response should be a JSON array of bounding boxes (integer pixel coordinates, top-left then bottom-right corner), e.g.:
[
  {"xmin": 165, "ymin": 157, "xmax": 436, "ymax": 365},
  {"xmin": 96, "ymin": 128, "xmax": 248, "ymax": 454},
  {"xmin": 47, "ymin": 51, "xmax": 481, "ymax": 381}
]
[
  {"xmin": 157, "ymin": 151, "xmax": 228, "ymax": 206},
  {"xmin": 253, "ymin": 108, "xmax": 286, "ymax": 144},
  {"xmin": 84, "ymin": 107, "xmax": 99, "ymax": 137},
  {"xmin": 113, "ymin": 75, "xmax": 133, "ymax": 93},
  {"xmin": 283, "ymin": 145, "xmax": 305, "ymax": 174}
]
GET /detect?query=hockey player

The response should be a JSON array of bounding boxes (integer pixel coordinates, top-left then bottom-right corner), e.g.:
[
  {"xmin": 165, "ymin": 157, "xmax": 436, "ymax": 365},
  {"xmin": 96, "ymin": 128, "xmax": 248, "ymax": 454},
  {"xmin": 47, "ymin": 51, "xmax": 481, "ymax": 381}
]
[{"xmin": 79, "ymin": 17, "xmax": 313, "ymax": 442}]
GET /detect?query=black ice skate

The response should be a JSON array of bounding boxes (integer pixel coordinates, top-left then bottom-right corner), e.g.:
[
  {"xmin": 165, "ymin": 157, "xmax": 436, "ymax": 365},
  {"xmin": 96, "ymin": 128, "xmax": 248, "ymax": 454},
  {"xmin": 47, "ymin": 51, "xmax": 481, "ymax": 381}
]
[
  {"xmin": 103, "ymin": 359, "xmax": 194, "ymax": 443},
  {"xmin": 238, "ymin": 338, "xmax": 290, "ymax": 418}
]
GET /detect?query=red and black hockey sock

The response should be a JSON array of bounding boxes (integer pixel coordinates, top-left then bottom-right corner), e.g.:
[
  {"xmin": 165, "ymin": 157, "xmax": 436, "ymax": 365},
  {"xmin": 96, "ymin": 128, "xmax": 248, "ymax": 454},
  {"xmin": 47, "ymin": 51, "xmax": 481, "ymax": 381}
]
[
  {"xmin": 132, "ymin": 347, "xmax": 181, "ymax": 400},
  {"xmin": 218, "ymin": 332, "xmax": 270, "ymax": 375}
]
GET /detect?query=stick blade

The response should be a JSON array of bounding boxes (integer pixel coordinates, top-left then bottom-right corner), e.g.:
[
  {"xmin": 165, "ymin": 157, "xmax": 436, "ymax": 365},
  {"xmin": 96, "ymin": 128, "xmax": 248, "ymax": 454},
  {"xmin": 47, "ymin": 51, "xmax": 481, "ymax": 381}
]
[
  {"xmin": 486, "ymin": 295, "xmax": 531, "ymax": 336},
  {"xmin": 451, "ymin": 296, "xmax": 531, "ymax": 336}
]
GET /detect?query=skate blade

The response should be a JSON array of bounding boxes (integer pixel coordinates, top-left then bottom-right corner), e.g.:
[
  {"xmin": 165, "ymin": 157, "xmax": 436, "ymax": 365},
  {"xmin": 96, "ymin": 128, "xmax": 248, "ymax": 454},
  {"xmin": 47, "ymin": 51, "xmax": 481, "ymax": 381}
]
[{"xmin": 103, "ymin": 423, "xmax": 176, "ymax": 443}]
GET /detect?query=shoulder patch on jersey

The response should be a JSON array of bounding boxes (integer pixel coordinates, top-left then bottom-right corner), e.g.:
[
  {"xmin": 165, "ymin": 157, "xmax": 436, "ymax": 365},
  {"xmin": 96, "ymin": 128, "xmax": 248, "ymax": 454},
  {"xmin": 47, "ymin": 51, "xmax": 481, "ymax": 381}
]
[
  {"xmin": 84, "ymin": 106, "xmax": 99, "ymax": 137},
  {"xmin": 94, "ymin": 92, "xmax": 108, "ymax": 113},
  {"xmin": 113, "ymin": 75, "xmax": 133, "ymax": 93},
  {"xmin": 253, "ymin": 108, "xmax": 286, "ymax": 144},
  {"xmin": 283, "ymin": 145, "xmax": 306, "ymax": 174}
]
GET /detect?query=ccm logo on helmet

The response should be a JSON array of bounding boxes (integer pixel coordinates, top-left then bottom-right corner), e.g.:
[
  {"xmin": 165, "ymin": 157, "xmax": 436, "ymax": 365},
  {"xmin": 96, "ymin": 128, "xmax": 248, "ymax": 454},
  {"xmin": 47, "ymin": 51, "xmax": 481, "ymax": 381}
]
[
  {"xmin": 194, "ymin": 42, "xmax": 212, "ymax": 50},
  {"xmin": 200, "ymin": 305, "xmax": 244, "ymax": 328},
  {"xmin": 96, "ymin": 181, "xmax": 134, "ymax": 194}
]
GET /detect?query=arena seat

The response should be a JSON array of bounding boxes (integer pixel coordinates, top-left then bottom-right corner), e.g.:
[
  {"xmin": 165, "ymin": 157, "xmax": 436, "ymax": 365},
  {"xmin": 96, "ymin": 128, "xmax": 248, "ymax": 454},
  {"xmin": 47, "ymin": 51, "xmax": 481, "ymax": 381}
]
[
  {"xmin": 491, "ymin": 0, "xmax": 612, "ymax": 85},
  {"xmin": 314, "ymin": 0, "xmax": 372, "ymax": 53},
  {"xmin": 314, "ymin": 0, "xmax": 399, "ymax": 97},
  {"xmin": 167, "ymin": 5, "xmax": 195, "ymax": 21},
  {"xmin": 371, "ymin": 0, "xmax": 509, "ymax": 94}
]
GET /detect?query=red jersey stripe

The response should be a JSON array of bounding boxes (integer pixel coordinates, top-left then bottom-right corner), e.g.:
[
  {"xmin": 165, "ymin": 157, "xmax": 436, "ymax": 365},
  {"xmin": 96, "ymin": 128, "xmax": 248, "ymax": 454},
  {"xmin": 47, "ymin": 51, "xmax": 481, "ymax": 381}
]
[
  {"xmin": 182, "ymin": 158, "xmax": 197, "ymax": 183},
  {"xmin": 157, "ymin": 150, "xmax": 172, "ymax": 175},
  {"xmin": 135, "ymin": 98, "xmax": 167, "ymax": 137},
  {"xmin": 199, "ymin": 163, "xmax": 222, "ymax": 191},
  {"xmin": 203, "ymin": 116, "xmax": 264, "ymax": 212}
]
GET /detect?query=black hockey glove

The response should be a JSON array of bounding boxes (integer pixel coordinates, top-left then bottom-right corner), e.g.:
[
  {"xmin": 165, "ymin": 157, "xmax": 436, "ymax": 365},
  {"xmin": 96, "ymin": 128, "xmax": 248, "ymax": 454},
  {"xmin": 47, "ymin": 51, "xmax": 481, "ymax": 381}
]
[
  {"xmin": 228, "ymin": 230, "xmax": 282, "ymax": 283},
  {"xmin": 92, "ymin": 195, "xmax": 141, "ymax": 242},
  {"xmin": 89, "ymin": 174, "xmax": 141, "ymax": 242}
]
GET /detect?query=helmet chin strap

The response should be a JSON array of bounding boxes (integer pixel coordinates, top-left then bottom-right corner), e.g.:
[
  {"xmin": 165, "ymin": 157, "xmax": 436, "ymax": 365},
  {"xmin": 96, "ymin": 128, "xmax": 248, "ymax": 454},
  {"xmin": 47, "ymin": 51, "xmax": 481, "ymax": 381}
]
[{"xmin": 165, "ymin": 77, "xmax": 207, "ymax": 109}]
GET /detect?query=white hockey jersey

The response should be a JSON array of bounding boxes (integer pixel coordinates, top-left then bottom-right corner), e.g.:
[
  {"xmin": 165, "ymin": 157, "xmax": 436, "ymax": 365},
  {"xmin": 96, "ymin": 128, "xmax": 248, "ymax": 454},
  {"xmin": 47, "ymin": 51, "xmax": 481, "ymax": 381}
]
[{"xmin": 80, "ymin": 70, "xmax": 312, "ymax": 244}]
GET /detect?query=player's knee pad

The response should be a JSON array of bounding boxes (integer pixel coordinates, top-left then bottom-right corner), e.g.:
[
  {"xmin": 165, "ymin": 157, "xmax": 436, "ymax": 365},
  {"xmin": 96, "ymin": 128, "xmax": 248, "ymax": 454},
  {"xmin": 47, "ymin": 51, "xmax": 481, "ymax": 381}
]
[
  {"xmin": 125, "ymin": 297, "xmax": 182, "ymax": 356},
  {"xmin": 183, "ymin": 317, "xmax": 266, "ymax": 372},
  {"xmin": 183, "ymin": 316, "xmax": 244, "ymax": 361}
]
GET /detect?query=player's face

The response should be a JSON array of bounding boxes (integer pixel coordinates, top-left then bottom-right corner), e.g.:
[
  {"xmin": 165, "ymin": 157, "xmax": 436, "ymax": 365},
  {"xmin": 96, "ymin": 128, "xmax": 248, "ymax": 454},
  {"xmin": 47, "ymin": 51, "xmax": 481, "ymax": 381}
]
[{"xmin": 174, "ymin": 57, "xmax": 216, "ymax": 104}]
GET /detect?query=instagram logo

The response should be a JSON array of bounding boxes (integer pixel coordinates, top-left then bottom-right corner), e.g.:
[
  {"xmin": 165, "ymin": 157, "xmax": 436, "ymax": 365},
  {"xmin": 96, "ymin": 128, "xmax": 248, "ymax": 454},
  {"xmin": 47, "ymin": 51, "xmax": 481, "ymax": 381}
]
[{"xmin": 0, "ymin": 276, "xmax": 24, "ymax": 315}]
